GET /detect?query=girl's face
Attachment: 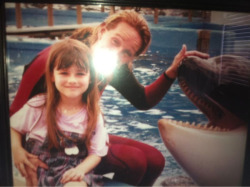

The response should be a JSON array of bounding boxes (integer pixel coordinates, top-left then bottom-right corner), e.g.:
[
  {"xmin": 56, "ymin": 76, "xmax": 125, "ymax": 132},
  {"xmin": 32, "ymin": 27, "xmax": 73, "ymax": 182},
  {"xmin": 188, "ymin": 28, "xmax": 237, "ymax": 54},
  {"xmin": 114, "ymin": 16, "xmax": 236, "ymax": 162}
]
[
  {"xmin": 94, "ymin": 21, "xmax": 142, "ymax": 65},
  {"xmin": 52, "ymin": 65, "xmax": 90, "ymax": 101}
]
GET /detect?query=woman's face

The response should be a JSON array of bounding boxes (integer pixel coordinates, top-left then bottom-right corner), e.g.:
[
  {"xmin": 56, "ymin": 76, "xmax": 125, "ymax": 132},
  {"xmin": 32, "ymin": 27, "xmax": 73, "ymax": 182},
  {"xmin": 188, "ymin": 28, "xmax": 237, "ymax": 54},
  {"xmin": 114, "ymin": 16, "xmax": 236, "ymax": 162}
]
[
  {"xmin": 52, "ymin": 64, "xmax": 90, "ymax": 101},
  {"xmin": 93, "ymin": 21, "xmax": 142, "ymax": 65}
]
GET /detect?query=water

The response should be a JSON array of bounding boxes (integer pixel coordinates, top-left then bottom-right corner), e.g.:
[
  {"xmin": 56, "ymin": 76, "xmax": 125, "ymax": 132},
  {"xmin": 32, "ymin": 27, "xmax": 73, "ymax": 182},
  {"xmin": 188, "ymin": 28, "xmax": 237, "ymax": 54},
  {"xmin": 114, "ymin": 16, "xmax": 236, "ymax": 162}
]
[{"xmin": 5, "ymin": 6, "xmax": 224, "ymax": 183}]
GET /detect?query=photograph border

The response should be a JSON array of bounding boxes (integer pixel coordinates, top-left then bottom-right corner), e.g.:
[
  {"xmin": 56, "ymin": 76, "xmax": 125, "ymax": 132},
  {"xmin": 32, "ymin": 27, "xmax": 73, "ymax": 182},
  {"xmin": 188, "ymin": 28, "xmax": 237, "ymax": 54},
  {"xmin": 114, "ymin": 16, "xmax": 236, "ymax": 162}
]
[{"xmin": 1, "ymin": 0, "xmax": 250, "ymax": 186}]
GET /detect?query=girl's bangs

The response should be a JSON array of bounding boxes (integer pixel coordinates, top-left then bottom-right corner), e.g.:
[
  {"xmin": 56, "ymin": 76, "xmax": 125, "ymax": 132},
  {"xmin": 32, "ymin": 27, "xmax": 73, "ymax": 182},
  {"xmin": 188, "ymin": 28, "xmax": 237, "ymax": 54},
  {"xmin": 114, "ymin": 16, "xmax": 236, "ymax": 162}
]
[{"xmin": 56, "ymin": 50, "xmax": 89, "ymax": 72}]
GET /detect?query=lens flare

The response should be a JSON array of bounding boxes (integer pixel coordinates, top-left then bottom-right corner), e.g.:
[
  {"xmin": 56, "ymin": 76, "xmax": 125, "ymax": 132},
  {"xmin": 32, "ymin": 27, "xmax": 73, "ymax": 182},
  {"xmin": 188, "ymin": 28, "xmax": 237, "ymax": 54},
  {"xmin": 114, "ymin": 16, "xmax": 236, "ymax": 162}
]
[{"xmin": 93, "ymin": 48, "xmax": 118, "ymax": 76}]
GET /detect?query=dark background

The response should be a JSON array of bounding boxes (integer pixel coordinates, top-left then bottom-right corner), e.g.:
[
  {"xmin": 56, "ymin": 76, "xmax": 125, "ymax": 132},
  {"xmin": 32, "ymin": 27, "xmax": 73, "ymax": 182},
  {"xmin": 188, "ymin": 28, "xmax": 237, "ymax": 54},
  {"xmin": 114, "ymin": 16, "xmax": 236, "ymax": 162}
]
[{"xmin": 1, "ymin": 0, "xmax": 250, "ymax": 186}]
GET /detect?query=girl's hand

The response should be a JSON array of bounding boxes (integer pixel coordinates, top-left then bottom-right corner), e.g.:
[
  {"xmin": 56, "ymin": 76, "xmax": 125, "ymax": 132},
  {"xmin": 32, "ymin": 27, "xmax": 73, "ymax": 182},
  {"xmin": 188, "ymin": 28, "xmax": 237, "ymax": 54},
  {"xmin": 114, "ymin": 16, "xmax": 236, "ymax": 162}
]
[
  {"xmin": 165, "ymin": 44, "xmax": 209, "ymax": 79},
  {"xmin": 60, "ymin": 166, "xmax": 85, "ymax": 184},
  {"xmin": 13, "ymin": 147, "xmax": 38, "ymax": 178},
  {"xmin": 60, "ymin": 154, "xmax": 101, "ymax": 184}
]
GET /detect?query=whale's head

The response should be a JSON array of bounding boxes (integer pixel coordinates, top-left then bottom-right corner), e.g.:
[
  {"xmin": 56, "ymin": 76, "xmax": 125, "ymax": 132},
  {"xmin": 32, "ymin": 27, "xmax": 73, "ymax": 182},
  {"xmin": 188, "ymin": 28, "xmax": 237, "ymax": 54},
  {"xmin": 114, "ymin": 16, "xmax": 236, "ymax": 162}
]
[
  {"xmin": 178, "ymin": 55, "xmax": 250, "ymax": 129},
  {"xmin": 158, "ymin": 55, "xmax": 250, "ymax": 185}
]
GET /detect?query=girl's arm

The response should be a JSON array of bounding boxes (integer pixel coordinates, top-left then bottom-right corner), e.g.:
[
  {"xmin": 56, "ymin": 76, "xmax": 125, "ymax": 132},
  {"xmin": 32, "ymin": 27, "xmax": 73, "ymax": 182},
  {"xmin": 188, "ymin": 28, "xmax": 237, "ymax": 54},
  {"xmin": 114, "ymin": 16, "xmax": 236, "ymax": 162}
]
[
  {"xmin": 60, "ymin": 154, "xmax": 101, "ymax": 184},
  {"xmin": 10, "ymin": 128, "xmax": 37, "ymax": 177}
]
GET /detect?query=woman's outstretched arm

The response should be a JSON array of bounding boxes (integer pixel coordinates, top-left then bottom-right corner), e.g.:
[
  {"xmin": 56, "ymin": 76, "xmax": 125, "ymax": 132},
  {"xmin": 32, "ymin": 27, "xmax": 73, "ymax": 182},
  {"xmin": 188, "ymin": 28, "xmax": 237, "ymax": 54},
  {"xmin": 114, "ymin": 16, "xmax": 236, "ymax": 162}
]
[{"xmin": 110, "ymin": 45, "xmax": 209, "ymax": 110}]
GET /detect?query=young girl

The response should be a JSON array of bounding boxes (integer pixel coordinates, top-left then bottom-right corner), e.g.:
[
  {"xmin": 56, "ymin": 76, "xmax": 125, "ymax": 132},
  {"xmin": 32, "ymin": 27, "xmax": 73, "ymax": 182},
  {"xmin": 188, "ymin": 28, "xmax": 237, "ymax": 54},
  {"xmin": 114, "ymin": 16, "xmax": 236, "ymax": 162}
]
[{"xmin": 10, "ymin": 39, "xmax": 109, "ymax": 186}]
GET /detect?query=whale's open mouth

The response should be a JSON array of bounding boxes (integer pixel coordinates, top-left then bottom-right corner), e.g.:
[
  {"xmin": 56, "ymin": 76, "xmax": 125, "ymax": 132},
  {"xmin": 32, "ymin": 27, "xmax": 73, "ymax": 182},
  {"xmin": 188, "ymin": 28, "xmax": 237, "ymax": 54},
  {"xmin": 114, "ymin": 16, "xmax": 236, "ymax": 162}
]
[
  {"xmin": 175, "ymin": 55, "xmax": 249, "ymax": 131},
  {"xmin": 177, "ymin": 78, "xmax": 245, "ymax": 131}
]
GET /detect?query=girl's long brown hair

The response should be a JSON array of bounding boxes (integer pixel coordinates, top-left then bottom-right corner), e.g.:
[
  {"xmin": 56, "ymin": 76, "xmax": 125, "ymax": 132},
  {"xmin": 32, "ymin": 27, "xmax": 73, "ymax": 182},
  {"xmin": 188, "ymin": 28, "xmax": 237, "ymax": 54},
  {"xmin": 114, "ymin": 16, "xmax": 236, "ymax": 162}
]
[{"xmin": 45, "ymin": 38, "xmax": 100, "ymax": 149}]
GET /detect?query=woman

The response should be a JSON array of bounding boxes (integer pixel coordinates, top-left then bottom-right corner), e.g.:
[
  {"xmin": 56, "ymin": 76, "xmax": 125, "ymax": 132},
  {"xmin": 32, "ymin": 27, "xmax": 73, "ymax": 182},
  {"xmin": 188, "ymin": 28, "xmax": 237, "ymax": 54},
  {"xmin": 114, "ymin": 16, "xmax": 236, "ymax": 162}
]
[{"xmin": 10, "ymin": 10, "xmax": 209, "ymax": 186}]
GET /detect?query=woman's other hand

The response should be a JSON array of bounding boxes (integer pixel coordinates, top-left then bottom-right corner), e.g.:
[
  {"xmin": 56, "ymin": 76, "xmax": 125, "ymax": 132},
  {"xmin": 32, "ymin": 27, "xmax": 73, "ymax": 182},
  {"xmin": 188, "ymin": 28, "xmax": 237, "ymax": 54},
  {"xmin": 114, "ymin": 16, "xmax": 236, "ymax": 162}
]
[
  {"xmin": 25, "ymin": 157, "xmax": 48, "ymax": 186},
  {"xmin": 13, "ymin": 147, "xmax": 37, "ymax": 178}
]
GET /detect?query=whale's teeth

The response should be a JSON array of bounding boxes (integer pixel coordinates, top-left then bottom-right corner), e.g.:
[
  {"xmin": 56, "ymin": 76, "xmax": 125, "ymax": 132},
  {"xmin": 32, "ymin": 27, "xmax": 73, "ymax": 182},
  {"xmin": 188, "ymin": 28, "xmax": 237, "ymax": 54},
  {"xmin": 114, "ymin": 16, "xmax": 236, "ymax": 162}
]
[
  {"xmin": 169, "ymin": 119, "xmax": 231, "ymax": 132},
  {"xmin": 214, "ymin": 127, "xmax": 221, "ymax": 131},
  {"xmin": 197, "ymin": 124, "xmax": 202, "ymax": 128},
  {"xmin": 186, "ymin": 89, "xmax": 192, "ymax": 95},
  {"xmin": 197, "ymin": 98, "xmax": 203, "ymax": 106},
  {"xmin": 189, "ymin": 92, "xmax": 195, "ymax": 99},
  {"xmin": 208, "ymin": 126, "xmax": 214, "ymax": 130},
  {"xmin": 180, "ymin": 81, "xmax": 186, "ymax": 87},
  {"xmin": 183, "ymin": 86, "xmax": 189, "ymax": 92}
]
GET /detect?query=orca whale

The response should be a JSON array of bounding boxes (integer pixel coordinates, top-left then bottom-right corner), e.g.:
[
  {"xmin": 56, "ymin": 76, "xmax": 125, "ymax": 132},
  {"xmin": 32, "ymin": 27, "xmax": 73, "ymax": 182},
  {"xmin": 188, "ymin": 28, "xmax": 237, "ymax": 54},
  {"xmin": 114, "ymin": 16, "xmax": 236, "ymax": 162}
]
[{"xmin": 158, "ymin": 55, "xmax": 250, "ymax": 185}]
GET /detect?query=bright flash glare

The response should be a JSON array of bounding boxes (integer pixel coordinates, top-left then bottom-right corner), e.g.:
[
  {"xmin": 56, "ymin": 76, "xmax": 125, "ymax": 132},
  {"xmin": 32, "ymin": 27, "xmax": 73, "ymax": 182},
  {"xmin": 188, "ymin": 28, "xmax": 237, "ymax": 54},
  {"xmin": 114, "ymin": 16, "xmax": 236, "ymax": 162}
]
[{"xmin": 93, "ymin": 48, "xmax": 118, "ymax": 76}]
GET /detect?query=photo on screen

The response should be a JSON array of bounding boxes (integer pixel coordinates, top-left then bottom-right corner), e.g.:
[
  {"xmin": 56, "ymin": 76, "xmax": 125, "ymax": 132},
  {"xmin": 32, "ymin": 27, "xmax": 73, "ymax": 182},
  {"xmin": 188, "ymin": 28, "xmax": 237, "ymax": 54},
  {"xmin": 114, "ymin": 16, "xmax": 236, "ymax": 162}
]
[{"xmin": 4, "ymin": 2, "xmax": 250, "ymax": 186}]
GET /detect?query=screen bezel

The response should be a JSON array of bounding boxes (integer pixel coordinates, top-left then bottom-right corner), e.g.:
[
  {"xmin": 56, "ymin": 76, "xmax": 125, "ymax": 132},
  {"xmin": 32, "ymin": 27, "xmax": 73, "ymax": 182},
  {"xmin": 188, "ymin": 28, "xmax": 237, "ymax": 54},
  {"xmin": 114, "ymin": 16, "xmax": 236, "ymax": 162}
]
[{"xmin": 1, "ymin": 0, "xmax": 249, "ymax": 186}]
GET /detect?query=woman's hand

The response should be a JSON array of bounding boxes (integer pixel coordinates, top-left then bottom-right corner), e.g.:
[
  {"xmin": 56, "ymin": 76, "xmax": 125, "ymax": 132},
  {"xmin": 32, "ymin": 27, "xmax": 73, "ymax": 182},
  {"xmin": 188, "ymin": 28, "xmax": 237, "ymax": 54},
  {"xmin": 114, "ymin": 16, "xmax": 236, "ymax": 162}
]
[
  {"xmin": 60, "ymin": 166, "xmax": 85, "ymax": 184},
  {"xmin": 165, "ymin": 44, "xmax": 209, "ymax": 79},
  {"xmin": 12, "ymin": 147, "xmax": 38, "ymax": 178}
]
